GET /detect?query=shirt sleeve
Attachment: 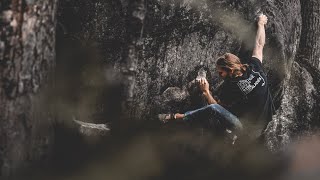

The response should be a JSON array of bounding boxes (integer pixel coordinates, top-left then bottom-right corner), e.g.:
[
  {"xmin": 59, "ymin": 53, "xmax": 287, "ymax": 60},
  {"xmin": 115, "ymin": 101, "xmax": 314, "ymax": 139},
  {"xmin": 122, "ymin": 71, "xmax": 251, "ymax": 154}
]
[{"xmin": 248, "ymin": 57, "xmax": 264, "ymax": 73}]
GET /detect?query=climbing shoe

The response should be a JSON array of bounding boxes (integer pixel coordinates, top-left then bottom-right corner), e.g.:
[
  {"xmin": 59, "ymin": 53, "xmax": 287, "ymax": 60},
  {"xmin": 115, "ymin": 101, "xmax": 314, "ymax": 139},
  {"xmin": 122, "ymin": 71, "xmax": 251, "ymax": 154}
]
[{"xmin": 158, "ymin": 113, "xmax": 175, "ymax": 124}]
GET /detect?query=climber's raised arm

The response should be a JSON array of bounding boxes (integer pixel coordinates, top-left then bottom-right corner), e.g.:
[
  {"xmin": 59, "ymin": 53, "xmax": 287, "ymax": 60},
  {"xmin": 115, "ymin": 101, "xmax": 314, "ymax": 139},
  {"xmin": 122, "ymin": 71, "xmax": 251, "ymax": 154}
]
[{"xmin": 252, "ymin": 14, "xmax": 268, "ymax": 62}]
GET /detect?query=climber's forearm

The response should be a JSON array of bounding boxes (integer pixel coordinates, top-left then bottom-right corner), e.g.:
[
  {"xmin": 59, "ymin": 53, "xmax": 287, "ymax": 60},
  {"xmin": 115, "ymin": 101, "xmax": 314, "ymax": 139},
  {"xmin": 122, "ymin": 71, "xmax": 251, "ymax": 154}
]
[
  {"xmin": 252, "ymin": 24, "xmax": 265, "ymax": 61},
  {"xmin": 256, "ymin": 24, "xmax": 266, "ymax": 47},
  {"xmin": 252, "ymin": 14, "xmax": 268, "ymax": 62},
  {"xmin": 203, "ymin": 90, "xmax": 218, "ymax": 104}
]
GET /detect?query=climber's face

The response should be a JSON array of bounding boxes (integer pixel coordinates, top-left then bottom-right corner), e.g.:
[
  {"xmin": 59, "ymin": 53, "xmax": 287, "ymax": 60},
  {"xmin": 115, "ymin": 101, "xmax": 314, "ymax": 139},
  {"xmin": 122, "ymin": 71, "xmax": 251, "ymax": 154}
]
[{"xmin": 216, "ymin": 66, "xmax": 229, "ymax": 79}]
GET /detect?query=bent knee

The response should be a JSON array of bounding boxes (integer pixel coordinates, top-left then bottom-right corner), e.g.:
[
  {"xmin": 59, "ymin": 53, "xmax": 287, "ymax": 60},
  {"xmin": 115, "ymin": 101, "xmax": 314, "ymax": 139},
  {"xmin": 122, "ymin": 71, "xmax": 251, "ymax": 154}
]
[
  {"xmin": 207, "ymin": 104, "xmax": 223, "ymax": 112},
  {"xmin": 208, "ymin": 104, "xmax": 220, "ymax": 109}
]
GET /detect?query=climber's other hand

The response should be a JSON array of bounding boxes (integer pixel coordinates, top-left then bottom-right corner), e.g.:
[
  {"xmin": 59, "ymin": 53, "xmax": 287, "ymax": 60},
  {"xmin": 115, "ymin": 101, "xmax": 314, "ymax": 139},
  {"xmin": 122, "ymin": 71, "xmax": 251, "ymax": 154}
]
[{"xmin": 199, "ymin": 78, "xmax": 209, "ymax": 93}]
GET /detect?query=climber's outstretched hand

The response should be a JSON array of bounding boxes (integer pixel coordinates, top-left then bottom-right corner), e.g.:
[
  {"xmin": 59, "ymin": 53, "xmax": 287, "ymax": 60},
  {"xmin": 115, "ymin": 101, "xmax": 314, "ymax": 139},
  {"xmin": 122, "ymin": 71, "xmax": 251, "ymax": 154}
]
[{"xmin": 257, "ymin": 14, "xmax": 268, "ymax": 26}]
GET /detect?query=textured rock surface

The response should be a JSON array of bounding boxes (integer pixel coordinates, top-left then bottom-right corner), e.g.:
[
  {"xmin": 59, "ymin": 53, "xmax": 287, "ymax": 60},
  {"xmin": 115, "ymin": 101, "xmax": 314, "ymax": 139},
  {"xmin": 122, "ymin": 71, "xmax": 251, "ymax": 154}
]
[
  {"xmin": 54, "ymin": 0, "xmax": 320, "ymax": 151},
  {"xmin": 0, "ymin": 0, "xmax": 58, "ymax": 177},
  {"xmin": 113, "ymin": 0, "xmax": 303, "ymax": 125},
  {"xmin": 266, "ymin": 62, "xmax": 316, "ymax": 150}
]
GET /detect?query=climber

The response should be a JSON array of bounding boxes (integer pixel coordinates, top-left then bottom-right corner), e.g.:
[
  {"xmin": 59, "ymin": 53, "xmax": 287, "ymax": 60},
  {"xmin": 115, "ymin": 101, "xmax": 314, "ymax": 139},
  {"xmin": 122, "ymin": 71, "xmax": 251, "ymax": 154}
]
[{"xmin": 159, "ymin": 14, "xmax": 274, "ymax": 140}]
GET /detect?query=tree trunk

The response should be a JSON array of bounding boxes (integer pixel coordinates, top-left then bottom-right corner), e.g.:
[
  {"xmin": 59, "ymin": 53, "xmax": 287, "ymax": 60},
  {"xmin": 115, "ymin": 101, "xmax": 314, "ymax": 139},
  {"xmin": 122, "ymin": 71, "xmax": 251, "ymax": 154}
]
[
  {"xmin": 298, "ymin": 0, "xmax": 320, "ymax": 69},
  {"xmin": 294, "ymin": 0, "xmax": 320, "ymax": 129},
  {"xmin": 0, "ymin": 0, "xmax": 57, "ymax": 177}
]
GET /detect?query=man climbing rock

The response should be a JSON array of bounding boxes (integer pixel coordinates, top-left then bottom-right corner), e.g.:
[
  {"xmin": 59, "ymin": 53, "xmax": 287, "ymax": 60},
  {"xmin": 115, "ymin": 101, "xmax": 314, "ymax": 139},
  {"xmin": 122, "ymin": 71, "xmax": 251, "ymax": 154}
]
[{"xmin": 159, "ymin": 14, "xmax": 274, "ymax": 141}]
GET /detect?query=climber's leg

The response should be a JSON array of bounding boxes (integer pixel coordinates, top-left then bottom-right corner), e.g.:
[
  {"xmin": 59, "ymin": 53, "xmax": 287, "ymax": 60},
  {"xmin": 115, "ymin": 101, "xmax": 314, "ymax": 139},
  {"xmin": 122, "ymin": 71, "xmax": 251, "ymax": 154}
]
[{"xmin": 183, "ymin": 104, "xmax": 243, "ymax": 131}]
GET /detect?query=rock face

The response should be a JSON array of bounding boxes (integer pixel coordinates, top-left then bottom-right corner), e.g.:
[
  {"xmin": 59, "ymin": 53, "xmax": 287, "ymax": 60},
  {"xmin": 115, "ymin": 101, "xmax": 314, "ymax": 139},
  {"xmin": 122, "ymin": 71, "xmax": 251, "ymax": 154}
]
[
  {"xmin": 105, "ymin": 0, "xmax": 303, "ymax": 124},
  {"xmin": 114, "ymin": 0, "xmax": 317, "ymax": 151},
  {"xmin": 55, "ymin": 0, "xmax": 320, "ymax": 151},
  {"xmin": 265, "ymin": 61, "xmax": 319, "ymax": 150}
]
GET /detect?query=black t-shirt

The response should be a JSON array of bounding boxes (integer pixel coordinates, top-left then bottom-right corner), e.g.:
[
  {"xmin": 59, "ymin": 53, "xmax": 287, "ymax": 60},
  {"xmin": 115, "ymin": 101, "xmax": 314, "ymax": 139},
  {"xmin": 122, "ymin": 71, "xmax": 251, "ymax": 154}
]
[{"xmin": 219, "ymin": 57, "xmax": 275, "ymax": 138}]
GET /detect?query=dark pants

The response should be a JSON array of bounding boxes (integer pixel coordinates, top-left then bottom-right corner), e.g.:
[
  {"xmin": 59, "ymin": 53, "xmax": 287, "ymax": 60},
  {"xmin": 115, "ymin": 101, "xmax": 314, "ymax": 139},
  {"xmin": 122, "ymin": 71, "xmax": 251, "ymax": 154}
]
[{"xmin": 183, "ymin": 104, "xmax": 243, "ymax": 131}]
